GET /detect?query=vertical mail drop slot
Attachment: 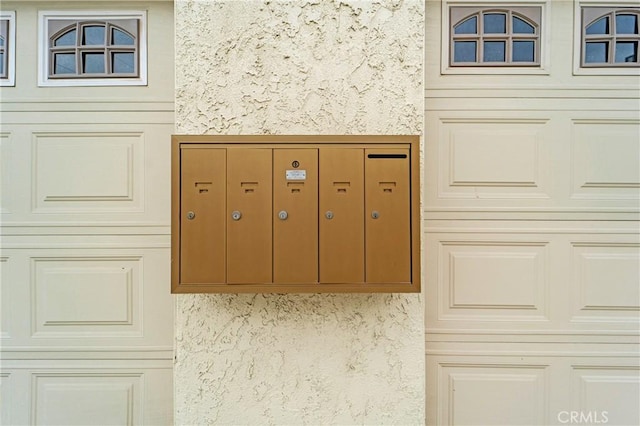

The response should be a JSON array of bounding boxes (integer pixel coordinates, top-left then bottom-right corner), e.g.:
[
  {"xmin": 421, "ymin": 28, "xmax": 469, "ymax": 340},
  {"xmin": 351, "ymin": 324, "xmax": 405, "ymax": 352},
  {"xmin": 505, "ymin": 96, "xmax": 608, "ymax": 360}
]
[
  {"xmin": 365, "ymin": 148, "xmax": 411, "ymax": 283},
  {"xmin": 273, "ymin": 149, "xmax": 318, "ymax": 283},
  {"xmin": 319, "ymin": 148, "xmax": 365, "ymax": 283},
  {"xmin": 227, "ymin": 149, "xmax": 272, "ymax": 284},
  {"xmin": 180, "ymin": 148, "xmax": 226, "ymax": 284}
]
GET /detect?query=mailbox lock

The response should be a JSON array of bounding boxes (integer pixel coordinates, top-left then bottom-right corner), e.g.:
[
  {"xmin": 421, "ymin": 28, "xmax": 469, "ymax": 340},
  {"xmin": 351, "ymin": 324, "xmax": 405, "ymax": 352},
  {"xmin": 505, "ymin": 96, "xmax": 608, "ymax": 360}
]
[
  {"xmin": 278, "ymin": 210, "xmax": 289, "ymax": 220},
  {"xmin": 231, "ymin": 210, "xmax": 242, "ymax": 221},
  {"xmin": 371, "ymin": 211, "xmax": 380, "ymax": 219},
  {"xmin": 186, "ymin": 211, "xmax": 196, "ymax": 220},
  {"xmin": 325, "ymin": 211, "xmax": 334, "ymax": 220}
]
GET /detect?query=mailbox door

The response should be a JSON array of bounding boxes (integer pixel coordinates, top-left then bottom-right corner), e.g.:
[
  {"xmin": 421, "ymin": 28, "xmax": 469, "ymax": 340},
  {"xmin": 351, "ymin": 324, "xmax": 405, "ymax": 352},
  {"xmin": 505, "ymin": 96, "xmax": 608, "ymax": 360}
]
[
  {"xmin": 180, "ymin": 148, "xmax": 226, "ymax": 284},
  {"xmin": 365, "ymin": 148, "xmax": 411, "ymax": 283},
  {"xmin": 227, "ymin": 148, "xmax": 272, "ymax": 284},
  {"xmin": 319, "ymin": 148, "xmax": 365, "ymax": 283},
  {"xmin": 273, "ymin": 149, "xmax": 318, "ymax": 284}
]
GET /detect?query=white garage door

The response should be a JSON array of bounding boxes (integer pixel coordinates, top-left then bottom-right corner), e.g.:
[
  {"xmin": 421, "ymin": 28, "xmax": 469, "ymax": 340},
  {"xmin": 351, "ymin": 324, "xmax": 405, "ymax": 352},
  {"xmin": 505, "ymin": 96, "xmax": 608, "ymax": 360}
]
[
  {"xmin": 425, "ymin": 1, "xmax": 639, "ymax": 425},
  {"xmin": 1, "ymin": 2, "xmax": 174, "ymax": 424}
]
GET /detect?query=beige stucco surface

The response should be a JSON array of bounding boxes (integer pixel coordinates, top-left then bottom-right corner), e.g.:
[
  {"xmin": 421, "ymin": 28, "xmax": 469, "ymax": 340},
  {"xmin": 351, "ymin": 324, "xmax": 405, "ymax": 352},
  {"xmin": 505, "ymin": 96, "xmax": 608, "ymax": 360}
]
[{"xmin": 175, "ymin": 1, "xmax": 425, "ymax": 423}]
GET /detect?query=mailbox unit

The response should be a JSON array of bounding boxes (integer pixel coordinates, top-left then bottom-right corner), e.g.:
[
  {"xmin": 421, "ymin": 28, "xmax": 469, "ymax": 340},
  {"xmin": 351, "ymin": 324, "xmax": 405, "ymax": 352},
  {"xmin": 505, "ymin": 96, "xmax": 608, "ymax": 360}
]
[{"xmin": 172, "ymin": 135, "xmax": 420, "ymax": 293}]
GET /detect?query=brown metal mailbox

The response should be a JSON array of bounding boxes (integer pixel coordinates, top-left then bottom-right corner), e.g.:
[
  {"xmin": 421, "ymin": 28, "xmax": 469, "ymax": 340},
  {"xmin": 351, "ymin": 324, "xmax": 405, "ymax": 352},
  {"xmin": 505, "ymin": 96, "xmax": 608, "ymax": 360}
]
[{"xmin": 172, "ymin": 135, "xmax": 420, "ymax": 293}]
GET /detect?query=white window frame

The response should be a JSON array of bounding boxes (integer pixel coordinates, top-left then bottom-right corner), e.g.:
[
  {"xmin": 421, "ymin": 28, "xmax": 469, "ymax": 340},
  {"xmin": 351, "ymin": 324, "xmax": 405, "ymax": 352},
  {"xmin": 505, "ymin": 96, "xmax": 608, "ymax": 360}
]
[
  {"xmin": 574, "ymin": 0, "xmax": 640, "ymax": 76},
  {"xmin": 0, "ymin": 11, "xmax": 16, "ymax": 87},
  {"xmin": 441, "ymin": 0, "xmax": 551, "ymax": 75},
  {"xmin": 38, "ymin": 10, "xmax": 147, "ymax": 87}
]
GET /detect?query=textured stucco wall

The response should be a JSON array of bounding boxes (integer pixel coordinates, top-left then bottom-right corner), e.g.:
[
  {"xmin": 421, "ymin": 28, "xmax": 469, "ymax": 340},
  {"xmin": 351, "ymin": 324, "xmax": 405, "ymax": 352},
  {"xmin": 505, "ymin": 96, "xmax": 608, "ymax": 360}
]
[{"xmin": 175, "ymin": 1, "xmax": 424, "ymax": 424}]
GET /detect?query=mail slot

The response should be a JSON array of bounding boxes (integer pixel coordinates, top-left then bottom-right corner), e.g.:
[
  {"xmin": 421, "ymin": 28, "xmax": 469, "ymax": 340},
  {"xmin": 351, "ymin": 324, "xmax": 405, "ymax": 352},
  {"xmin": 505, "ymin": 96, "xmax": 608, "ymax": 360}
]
[
  {"xmin": 171, "ymin": 135, "xmax": 420, "ymax": 293},
  {"xmin": 365, "ymin": 148, "xmax": 411, "ymax": 283}
]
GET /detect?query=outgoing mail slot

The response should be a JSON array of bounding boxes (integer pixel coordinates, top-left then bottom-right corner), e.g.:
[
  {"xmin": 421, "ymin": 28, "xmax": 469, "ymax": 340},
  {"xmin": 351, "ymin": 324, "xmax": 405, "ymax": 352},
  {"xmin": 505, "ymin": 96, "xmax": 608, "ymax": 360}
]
[{"xmin": 365, "ymin": 148, "xmax": 411, "ymax": 283}]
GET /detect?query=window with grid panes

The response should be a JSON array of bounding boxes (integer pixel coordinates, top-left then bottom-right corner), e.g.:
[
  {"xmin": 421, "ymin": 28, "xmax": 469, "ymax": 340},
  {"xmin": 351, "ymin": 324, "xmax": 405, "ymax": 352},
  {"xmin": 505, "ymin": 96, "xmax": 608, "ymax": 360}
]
[
  {"xmin": 582, "ymin": 7, "xmax": 639, "ymax": 66},
  {"xmin": 0, "ymin": 11, "xmax": 15, "ymax": 85},
  {"xmin": 49, "ymin": 20, "xmax": 138, "ymax": 77},
  {"xmin": 450, "ymin": 6, "xmax": 541, "ymax": 66},
  {"xmin": 39, "ymin": 11, "xmax": 146, "ymax": 86}
]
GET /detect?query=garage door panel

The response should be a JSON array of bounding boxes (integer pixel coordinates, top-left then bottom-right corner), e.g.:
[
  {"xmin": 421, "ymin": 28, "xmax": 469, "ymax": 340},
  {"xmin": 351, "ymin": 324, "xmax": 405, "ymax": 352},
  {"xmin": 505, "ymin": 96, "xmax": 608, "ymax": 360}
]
[
  {"xmin": 32, "ymin": 257, "xmax": 142, "ymax": 337},
  {"xmin": 571, "ymin": 243, "xmax": 640, "ymax": 323},
  {"xmin": 0, "ymin": 364, "xmax": 172, "ymax": 426},
  {"xmin": 425, "ymin": 111, "xmax": 640, "ymax": 216},
  {"xmin": 425, "ymin": 223, "xmax": 640, "ymax": 334},
  {"xmin": 436, "ymin": 118, "xmax": 551, "ymax": 200},
  {"xmin": 437, "ymin": 363, "xmax": 548, "ymax": 426},
  {"xmin": 1, "ymin": 244, "xmax": 172, "ymax": 350},
  {"xmin": 427, "ymin": 354, "xmax": 640, "ymax": 426},
  {"xmin": 0, "ymin": 132, "xmax": 13, "ymax": 215},
  {"xmin": 0, "ymin": 372, "xmax": 13, "ymax": 426},
  {"xmin": 0, "ymin": 122, "xmax": 172, "ymax": 227},
  {"xmin": 1, "ymin": 255, "xmax": 15, "ymax": 340},
  {"xmin": 33, "ymin": 132, "xmax": 143, "ymax": 212},
  {"xmin": 571, "ymin": 120, "xmax": 640, "ymax": 198},
  {"xmin": 33, "ymin": 373, "xmax": 143, "ymax": 426},
  {"xmin": 571, "ymin": 366, "xmax": 640, "ymax": 425},
  {"xmin": 438, "ymin": 241, "xmax": 549, "ymax": 321}
]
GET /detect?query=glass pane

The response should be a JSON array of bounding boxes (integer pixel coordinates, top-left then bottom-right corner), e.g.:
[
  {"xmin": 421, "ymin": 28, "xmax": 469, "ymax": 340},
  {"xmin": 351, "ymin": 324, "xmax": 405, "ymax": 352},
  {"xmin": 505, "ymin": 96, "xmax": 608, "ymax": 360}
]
[
  {"xmin": 83, "ymin": 25, "xmax": 105, "ymax": 45},
  {"xmin": 112, "ymin": 28, "xmax": 134, "ymax": 45},
  {"xmin": 483, "ymin": 41, "xmax": 505, "ymax": 62},
  {"xmin": 616, "ymin": 14, "xmax": 638, "ymax": 34},
  {"xmin": 615, "ymin": 41, "xmax": 638, "ymax": 63},
  {"xmin": 0, "ymin": 35, "xmax": 4, "ymax": 47},
  {"xmin": 484, "ymin": 13, "xmax": 506, "ymax": 34},
  {"xmin": 453, "ymin": 41, "xmax": 477, "ymax": 62},
  {"xmin": 0, "ymin": 52, "xmax": 4, "ymax": 75},
  {"xmin": 513, "ymin": 16, "xmax": 535, "ymax": 34},
  {"xmin": 586, "ymin": 17, "xmax": 609, "ymax": 35},
  {"xmin": 585, "ymin": 42, "xmax": 608, "ymax": 63},
  {"xmin": 54, "ymin": 53, "xmax": 76, "ymax": 74},
  {"xmin": 54, "ymin": 29, "xmax": 76, "ymax": 46},
  {"xmin": 112, "ymin": 52, "xmax": 135, "ymax": 73},
  {"xmin": 82, "ymin": 52, "xmax": 105, "ymax": 73},
  {"xmin": 513, "ymin": 40, "xmax": 535, "ymax": 62},
  {"xmin": 454, "ymin": 16, "xmax": 477, "ymax": 34}
]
